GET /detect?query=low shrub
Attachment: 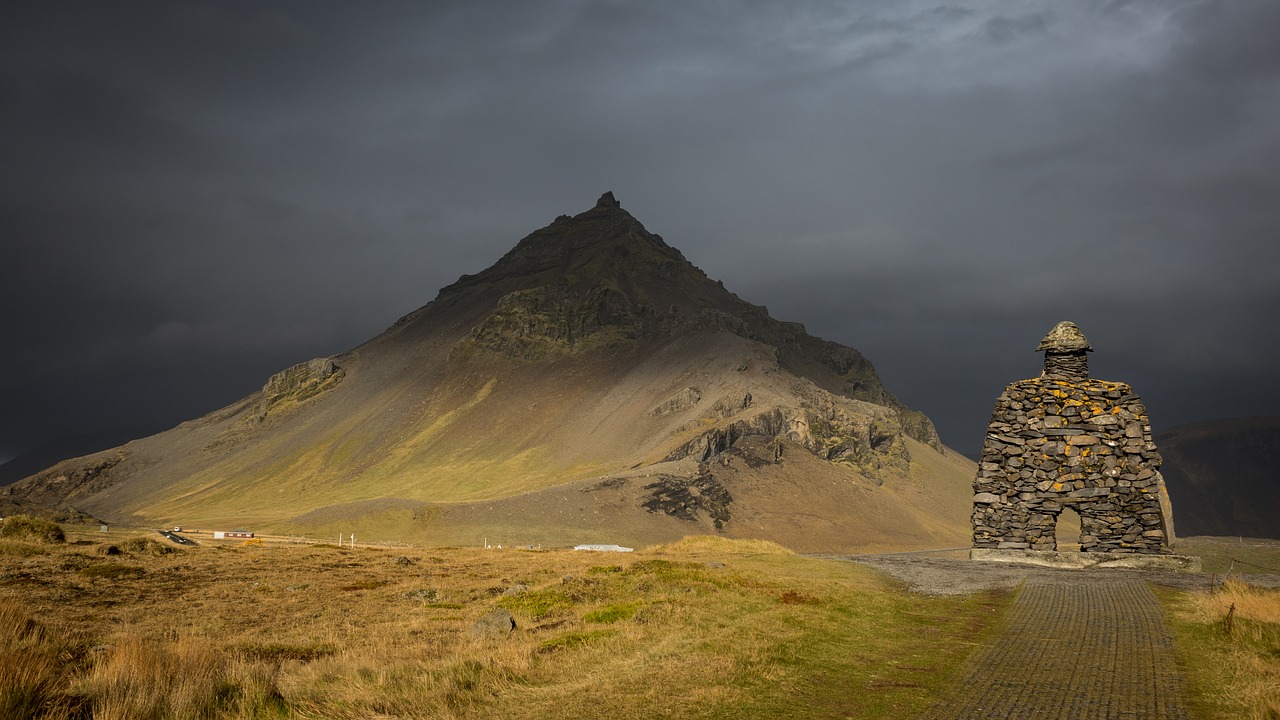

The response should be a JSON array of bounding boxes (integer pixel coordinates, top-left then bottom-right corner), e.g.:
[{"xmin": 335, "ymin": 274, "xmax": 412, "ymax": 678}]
[
  {"xmin": 119, "ymin": 537, "xmax": 179, "ymax": 556},
  {"xmin": 0, "ymin": 515, "xmax": 64, "ymax": 544}
]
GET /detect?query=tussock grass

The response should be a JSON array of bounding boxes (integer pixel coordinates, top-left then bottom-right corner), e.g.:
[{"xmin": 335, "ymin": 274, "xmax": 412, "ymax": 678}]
[
  {"xmin": 1163, "ymin": 580, "xmax": 1280, "ymax": 720},
  {"xmin": 3, "ymin": 532, "xmax": 1008, "ymax": 718},
  {"xmin": 0, "ymin": 515, "xmax": 65, "ymax": 544},
  {"xmin": 118, "ymin": 537, "xmax": 180, "ymax": 556},
  {"xmin": 83, "ymin": 635, "xmax": 229, "ymax": 719},
  {"xmin": 0, "ymin": 604, "xmax": 82, "ymax": 720},
  {"xmin": 79, "ymin": 635, "xmax": 289, "ymax": 720}
]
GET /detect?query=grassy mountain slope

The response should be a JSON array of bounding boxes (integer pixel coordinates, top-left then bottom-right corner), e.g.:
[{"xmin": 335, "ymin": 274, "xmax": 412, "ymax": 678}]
[{"xmin": 3, "ymin": 193, "xmax": 972, "ymax": 551}]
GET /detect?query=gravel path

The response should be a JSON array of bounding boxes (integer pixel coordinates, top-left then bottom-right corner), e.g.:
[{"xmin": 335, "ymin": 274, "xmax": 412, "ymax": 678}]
[
  {"xmin": 914, "ymin": 576, "xmax": 1191, "ymax": 719},
  {"xmin": 820, "ymin": 555, "xmax": 1280, "ymax": 720}
]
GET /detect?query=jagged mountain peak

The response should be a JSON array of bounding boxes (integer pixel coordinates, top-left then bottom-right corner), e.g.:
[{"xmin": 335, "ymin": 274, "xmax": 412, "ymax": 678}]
[
  {"xmin": 594, "ymin": 190, "xmax": 621, "ymax": 209},
  {"xmin": 407, "ymin": 194, "xmax": 940, "ymax": 448},
  {"xmin": 465, "ymin": 191, "xmax": 694, "ymax": 294},
  {"xmin": 4, "ymin": 193, "xmax": 964, "ymax": 552}
]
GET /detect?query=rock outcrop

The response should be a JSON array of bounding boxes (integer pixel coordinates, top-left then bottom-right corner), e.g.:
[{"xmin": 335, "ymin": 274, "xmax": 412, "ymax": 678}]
[{"xmin": 251, "ymin": 357, "xmax": 344, "ymax": 424}]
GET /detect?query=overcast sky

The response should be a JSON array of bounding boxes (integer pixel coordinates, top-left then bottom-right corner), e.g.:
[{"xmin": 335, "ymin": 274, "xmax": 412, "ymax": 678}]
[{"xmin": 3, "ymin": 0, "xmax": 1278, "ymax": 465}]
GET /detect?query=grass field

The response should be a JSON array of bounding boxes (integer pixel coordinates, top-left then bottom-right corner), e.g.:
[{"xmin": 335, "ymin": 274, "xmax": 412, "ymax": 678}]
[
  {"xmin": 4, "ymin": 524, "xmax": 1279, "ymax": 719},
  {"xmin": 2, "ymin": 527, "xmax": 1011, "ymax": 720},
  {"xmin": 1176, "ymin": 535, "xmax": 1280, "ymax": 575}
]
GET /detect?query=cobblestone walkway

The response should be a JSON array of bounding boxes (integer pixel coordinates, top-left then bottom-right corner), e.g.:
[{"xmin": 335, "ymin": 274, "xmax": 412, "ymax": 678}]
[{"xmin": 918, "ymin": 577, "xmax": 1192, "ymax": 720}]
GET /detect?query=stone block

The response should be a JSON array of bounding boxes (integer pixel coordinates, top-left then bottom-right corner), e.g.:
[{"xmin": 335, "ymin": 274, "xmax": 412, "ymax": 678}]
[{"xmin": 1068, "ymin": 487, "xmax": 1110, "ymax": 498}]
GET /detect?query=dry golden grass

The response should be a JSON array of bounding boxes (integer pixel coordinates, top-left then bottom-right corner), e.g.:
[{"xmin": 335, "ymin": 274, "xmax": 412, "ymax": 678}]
[
  {"xmin": 651, "ymin": 535, "xmax": 793, "ymax": 556},
  {"xmin": 0, "ymin": 515, "xmax": 65, "ymax": 544},
  {"xmin": 0, "ymin": 602, "xmax": 79, "ymax": 720},
  {"xmin": 1162, "ymin": 580, "xmax": 1280, "ymax": 720},
  {"xmin": 1, "ymin": 530, "xmax": 1010, "ymax": 719}
]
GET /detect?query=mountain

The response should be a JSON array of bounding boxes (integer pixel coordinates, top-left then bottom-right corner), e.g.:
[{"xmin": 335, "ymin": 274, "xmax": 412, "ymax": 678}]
[
  {"xmin": 0, "ymin": 429, "xmax": 145, "ymax": 487},
  {"xmin": 1157, "ymin": 416, "xmax": 1280, "ymax": 540},
  {"xmin": 2, "ymin": 193, "xmax": 974, "ymax": 552}
]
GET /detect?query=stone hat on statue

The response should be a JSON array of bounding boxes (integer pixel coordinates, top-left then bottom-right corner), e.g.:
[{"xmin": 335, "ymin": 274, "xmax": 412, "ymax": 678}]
[{"xmin": 1036, "ymin": 321, "xmax": 1093, "ymax": 353}]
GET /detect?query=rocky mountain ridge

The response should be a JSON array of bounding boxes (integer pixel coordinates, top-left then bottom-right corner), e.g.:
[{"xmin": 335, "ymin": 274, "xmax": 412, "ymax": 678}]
[{"xmin": 2, "ymin": 193, "xmax": 968, "ymax": 551}]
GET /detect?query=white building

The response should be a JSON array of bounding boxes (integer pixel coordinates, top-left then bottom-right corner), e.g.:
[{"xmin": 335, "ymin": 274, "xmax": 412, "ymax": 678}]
[{"xmin": 573, "ymin": 544, "xmax": 633, "ymax": 552}]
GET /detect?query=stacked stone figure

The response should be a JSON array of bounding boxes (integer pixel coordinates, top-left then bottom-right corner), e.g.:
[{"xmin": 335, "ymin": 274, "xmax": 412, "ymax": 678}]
[{"xmin": 971, "ymin": 322, "xmax": 1174, "ymax": 554}]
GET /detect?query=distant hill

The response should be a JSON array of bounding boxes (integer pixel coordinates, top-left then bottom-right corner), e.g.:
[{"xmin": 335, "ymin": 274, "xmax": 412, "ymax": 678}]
[
  {"xmin": 1157, "ymin": 417, "xmax": 1280, "ymax": 540},
  {"xmin": 2, "ymin": 193, "xmax": 974, "ymax": 552},
  {"xmin": 0, "ymin": 430, "xmax": 145, "ymax": 487}
]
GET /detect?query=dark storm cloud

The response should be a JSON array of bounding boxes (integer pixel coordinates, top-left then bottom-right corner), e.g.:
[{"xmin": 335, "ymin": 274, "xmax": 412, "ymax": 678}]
[{"xmin": 2, "ymin": 0, "xmax": 1278, "ymax": 463}]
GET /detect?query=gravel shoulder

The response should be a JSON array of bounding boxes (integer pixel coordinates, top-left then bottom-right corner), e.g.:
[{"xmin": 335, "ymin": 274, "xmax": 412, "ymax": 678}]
[{"xmin": 818, "ymin": 553, "xmax": 1280, "ymax": 594}]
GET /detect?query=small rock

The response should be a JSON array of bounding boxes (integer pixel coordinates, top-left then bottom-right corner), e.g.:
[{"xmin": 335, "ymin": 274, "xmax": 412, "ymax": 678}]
[
  {"xmin": 705, "ymin": 561, "xmax": 725, "ymax": 569},
  {"xmin": 502, "ymin": 584, "xmax": 528, "ymax": 596},
  {"xmin": 472, "ymin": 608, "xmax": 517, "ymax": 638},
  {"xmin": 394, "ymin": 556, "xmax": 413, "ymax": 566}
]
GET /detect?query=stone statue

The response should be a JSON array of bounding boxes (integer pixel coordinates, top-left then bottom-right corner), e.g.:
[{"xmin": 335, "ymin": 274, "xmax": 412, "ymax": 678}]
[{"xmin": 971, "ymin": 322, "xmax": 1176, "ymax": 554}]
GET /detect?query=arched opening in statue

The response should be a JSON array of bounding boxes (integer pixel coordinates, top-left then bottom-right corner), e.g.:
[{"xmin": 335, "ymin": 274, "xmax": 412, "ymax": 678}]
[{"xmin": 1056, "ymin": 506, "xmax": 1082, "ymax": 552}]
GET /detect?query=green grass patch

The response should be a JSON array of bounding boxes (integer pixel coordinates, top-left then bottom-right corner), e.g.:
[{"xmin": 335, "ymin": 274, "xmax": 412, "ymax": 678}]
[
  {"xmin": 536, "ymin": 629, "xmax": 617, "ymax": 655},
  {"xmin": 498, "ymin": 588, "xmax": 575, "ymax": 620},
  {"xmin": 583, "ymin": 602, "xmax": 642, "ymax": 624}
]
